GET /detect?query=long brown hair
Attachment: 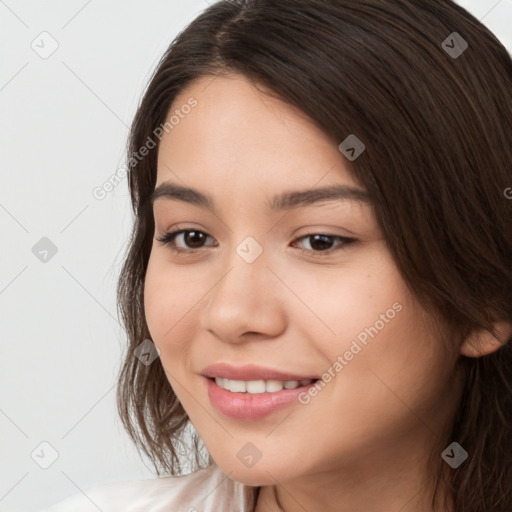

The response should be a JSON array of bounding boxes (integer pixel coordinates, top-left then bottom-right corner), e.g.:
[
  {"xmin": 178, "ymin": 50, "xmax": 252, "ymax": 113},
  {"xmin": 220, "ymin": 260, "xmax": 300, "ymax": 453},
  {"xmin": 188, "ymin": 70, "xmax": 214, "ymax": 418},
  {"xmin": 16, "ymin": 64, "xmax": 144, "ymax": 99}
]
[{"xmin": 115, "ymin": 1, "xmax": 512, "ymax": 510}]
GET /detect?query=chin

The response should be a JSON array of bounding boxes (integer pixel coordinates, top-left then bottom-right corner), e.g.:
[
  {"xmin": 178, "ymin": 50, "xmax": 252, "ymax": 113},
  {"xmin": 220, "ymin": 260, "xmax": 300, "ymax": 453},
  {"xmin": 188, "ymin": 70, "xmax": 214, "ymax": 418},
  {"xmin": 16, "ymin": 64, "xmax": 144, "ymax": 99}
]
[
  {"xmin": 213, "ymin": 455, "xmax": 299, "ymax": 487},
  {"xmin": 225, "ymin": 467, "xmax": 277, "ymax": 487}
]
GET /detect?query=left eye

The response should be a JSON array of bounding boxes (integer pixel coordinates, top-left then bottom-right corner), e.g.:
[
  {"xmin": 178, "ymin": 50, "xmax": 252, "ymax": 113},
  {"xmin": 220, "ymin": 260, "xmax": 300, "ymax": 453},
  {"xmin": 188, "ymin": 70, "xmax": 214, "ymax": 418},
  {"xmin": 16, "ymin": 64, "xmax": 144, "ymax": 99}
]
[
  {"xmin": 155, "ymin": 229, "xmax": 356, "ymax": 255},
  {"xmin": 293, "ymin": 233, "xmax": 356, "ymax": 254}
]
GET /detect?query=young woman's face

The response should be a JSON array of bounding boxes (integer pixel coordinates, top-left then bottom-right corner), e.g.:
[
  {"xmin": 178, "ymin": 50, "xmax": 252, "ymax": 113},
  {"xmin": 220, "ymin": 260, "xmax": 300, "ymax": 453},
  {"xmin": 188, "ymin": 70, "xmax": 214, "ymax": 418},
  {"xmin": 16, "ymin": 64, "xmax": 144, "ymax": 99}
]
[{"xmin": 144, "ymin": 74, "xmax": 463, "ymax": 490}]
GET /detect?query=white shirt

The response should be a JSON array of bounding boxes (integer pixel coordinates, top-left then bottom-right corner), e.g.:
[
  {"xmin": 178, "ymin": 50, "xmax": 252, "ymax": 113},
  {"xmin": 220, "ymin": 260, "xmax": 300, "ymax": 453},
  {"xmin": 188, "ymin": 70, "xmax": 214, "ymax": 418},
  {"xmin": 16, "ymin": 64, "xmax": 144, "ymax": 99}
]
[{"xmin": 40, "ymin": 464, "xmax": 259, "ymax": 511}]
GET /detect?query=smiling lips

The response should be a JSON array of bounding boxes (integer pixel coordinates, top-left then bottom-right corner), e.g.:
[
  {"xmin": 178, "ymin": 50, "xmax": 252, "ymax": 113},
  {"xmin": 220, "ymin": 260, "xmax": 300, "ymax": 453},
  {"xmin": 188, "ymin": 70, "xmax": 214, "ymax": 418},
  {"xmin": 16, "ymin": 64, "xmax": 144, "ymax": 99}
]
[
  {"xmin": 214, "ymin": 377, "xmax": 316, "ymax": 393},
  {"xmin": 201, "ymin": 363, "xmax": 319, "ymax": 420},
  {"xmin": 201, "ymin": 362, "xmax": 319, "ymax": 381}
]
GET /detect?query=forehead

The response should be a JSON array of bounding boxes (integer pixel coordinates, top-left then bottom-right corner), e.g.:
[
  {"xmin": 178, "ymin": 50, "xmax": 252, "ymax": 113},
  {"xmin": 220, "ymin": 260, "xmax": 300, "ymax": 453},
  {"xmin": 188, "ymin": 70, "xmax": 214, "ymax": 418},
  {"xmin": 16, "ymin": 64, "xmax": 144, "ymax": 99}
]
[{"xmin": 154, "ymin": 74, "xmax": 367, "ymax": 212}]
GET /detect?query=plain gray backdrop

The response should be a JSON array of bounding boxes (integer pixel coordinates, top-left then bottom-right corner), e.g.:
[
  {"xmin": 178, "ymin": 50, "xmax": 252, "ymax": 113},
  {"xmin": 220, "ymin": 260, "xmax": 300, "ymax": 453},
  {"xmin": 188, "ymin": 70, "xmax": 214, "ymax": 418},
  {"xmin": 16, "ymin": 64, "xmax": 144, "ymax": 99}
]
[{"xmin": 1, "ymin": 1, "xmax": 511, "ymax": 510}]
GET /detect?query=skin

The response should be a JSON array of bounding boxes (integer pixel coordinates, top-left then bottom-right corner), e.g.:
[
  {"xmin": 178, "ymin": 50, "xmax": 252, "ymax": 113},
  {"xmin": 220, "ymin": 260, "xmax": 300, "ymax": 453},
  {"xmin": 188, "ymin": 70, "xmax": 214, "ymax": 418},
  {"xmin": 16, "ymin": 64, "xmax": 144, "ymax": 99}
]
[{"xmin": 143, "ymin": 74, "xmax": 511, "ymax": 512}]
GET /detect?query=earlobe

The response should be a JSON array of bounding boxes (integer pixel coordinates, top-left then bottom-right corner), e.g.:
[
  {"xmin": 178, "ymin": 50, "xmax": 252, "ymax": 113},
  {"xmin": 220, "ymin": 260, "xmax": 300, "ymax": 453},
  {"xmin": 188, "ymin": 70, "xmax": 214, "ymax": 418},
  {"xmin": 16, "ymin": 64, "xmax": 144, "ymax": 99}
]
[{"xmin": 460, "ymin": 319, "xmax": 512, "ymax": 358}]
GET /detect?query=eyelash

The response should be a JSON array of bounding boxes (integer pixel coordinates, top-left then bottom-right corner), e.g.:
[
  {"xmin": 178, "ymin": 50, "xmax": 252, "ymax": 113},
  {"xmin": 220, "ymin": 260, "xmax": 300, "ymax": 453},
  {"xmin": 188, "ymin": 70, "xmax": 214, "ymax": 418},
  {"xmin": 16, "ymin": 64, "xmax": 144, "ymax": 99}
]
[{"xmin": 155, "ymin": 229, "xmax": 356, "ymax": 257}]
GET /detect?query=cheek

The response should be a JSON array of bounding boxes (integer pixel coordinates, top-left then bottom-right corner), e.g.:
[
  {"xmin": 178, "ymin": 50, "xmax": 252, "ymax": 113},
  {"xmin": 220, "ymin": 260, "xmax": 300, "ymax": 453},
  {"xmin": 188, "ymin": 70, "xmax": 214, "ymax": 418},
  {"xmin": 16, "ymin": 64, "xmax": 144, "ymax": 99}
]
[
  {"xmin": 143, "ymin": 256, "xmax": 195, "ymax": 353},
  {"xmin": 143, "ymin": 269, "xmax": 199, "ymax": 394},
  {"xmin": 328, "ymin": 296, "xmax": 446, "ymax": 429},
  {"xmin": 284, "ymin": 253, "xmax": 403, "ymax": 355},
  {"xmin": 298, "ymin": 255, "xmax": 443, "ymax": 405}
]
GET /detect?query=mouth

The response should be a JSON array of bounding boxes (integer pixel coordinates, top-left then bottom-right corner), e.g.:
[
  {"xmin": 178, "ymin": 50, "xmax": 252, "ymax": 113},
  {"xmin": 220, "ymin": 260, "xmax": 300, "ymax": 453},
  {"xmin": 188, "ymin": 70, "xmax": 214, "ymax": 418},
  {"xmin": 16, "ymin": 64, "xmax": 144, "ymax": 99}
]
[
  {"xmin": 204, "ymin": 376, "xmax": 320, "ymax": 420},
  {"xmin": 201, "ymin": 362, "xmax": 319, "ymax": 383},
  {"xmin": 207, "ymin": 376, "xmax": 320, "ymax": 394}
]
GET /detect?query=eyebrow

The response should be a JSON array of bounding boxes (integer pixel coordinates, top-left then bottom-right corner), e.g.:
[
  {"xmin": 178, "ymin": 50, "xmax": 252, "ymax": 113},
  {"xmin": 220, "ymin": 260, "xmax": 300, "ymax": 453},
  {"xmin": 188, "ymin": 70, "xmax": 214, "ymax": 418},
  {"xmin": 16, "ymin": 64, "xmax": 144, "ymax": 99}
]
[{"xmin": 149, "ymin": 180, "xmax": 372, "ymax": 212}]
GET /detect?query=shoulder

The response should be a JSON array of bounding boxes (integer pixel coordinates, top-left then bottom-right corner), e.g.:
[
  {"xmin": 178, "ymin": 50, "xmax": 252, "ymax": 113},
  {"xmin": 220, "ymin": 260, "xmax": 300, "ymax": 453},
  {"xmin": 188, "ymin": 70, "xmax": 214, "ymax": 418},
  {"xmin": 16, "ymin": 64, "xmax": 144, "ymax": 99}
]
[{"xmin": 40, "ymin": 465, "xmax": 258, "ymax": 512}]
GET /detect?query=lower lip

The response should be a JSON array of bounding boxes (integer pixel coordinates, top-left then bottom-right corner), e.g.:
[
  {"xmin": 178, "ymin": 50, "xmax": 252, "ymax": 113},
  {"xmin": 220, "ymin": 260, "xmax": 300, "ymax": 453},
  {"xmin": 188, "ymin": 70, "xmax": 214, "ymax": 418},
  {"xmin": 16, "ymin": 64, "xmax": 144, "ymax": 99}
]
[{"xmin": 205, "ymin": 377, "xmax": 318, "ymax": 420}]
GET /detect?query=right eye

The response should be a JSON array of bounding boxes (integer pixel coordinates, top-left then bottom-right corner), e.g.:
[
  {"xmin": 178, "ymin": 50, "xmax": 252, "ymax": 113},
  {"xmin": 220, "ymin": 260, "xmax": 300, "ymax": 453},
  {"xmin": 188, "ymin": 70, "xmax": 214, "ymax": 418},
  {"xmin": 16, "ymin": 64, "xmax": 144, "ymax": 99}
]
[{"xmin": 155, "ymin": 229, "xmax": 217, "ymax": 253}]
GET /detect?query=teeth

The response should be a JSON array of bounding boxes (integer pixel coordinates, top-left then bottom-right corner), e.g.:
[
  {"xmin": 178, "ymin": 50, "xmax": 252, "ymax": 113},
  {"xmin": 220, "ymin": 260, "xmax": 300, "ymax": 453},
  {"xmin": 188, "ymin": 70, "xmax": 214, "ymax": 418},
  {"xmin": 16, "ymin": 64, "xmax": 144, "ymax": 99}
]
[
  {"xmin": 266, "ymin": 380, "xmax": 284, "ymax": 392},
  {"xmin": 246, "ymin": 380, "xmax": 266, "ymax": 393},
  {"xmin": 214, "ymin": 377, "xmax": 314, "ymax": 394}
]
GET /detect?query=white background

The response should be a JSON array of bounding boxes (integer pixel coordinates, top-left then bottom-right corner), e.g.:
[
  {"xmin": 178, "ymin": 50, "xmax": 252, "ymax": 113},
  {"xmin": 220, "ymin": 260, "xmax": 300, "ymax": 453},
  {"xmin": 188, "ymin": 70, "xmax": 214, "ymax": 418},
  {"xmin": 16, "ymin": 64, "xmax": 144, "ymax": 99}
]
[{"xmin": 1, "ymin": 1, "xmax": 511, "ymax": 510}]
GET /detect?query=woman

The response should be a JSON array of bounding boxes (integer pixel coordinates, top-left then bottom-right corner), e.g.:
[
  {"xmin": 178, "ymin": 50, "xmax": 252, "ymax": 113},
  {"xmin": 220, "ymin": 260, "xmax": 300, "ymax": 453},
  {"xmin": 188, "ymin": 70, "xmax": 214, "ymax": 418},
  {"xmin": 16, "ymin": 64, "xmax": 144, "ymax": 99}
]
[{"xmin": 43, "ymin": 0, "xmax": 512, "ymax": 510}]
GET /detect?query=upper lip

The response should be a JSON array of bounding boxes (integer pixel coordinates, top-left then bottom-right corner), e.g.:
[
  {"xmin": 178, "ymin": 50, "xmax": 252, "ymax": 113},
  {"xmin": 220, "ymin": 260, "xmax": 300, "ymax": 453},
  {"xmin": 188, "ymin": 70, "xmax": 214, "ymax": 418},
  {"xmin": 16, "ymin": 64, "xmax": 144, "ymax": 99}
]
[{"xmin": 201, "ymin": 363, "xmax": 319, "ymax": 381}]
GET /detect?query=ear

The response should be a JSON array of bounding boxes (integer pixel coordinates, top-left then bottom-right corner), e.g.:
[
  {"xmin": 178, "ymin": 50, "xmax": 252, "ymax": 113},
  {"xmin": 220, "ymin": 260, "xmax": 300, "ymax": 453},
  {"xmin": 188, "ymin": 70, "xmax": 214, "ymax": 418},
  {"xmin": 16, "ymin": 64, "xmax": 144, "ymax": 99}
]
[{"xmin": 460, "ymin": 318, "xmax": 512, "ymax": 358}]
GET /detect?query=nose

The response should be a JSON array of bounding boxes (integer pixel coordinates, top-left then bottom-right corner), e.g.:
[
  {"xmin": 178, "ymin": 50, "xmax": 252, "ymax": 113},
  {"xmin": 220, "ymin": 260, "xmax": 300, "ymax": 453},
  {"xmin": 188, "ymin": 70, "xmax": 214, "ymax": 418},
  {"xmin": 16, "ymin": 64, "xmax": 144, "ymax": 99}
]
[{"xmin": 200, "ymin": 249, "xmax": 287, "ymax": 344}]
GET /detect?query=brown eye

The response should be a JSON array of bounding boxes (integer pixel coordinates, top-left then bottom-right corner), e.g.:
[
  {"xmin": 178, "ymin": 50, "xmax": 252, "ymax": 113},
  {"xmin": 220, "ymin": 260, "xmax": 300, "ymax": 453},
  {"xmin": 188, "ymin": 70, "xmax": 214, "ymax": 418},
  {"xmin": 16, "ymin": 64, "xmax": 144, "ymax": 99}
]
[
  {"xmin": 292, "ymin": 234, "xmax": 356, "ymax": 256},
  {"xmin": 155, "ymin": 229, "xmax": 216, "ymax": 252}
]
